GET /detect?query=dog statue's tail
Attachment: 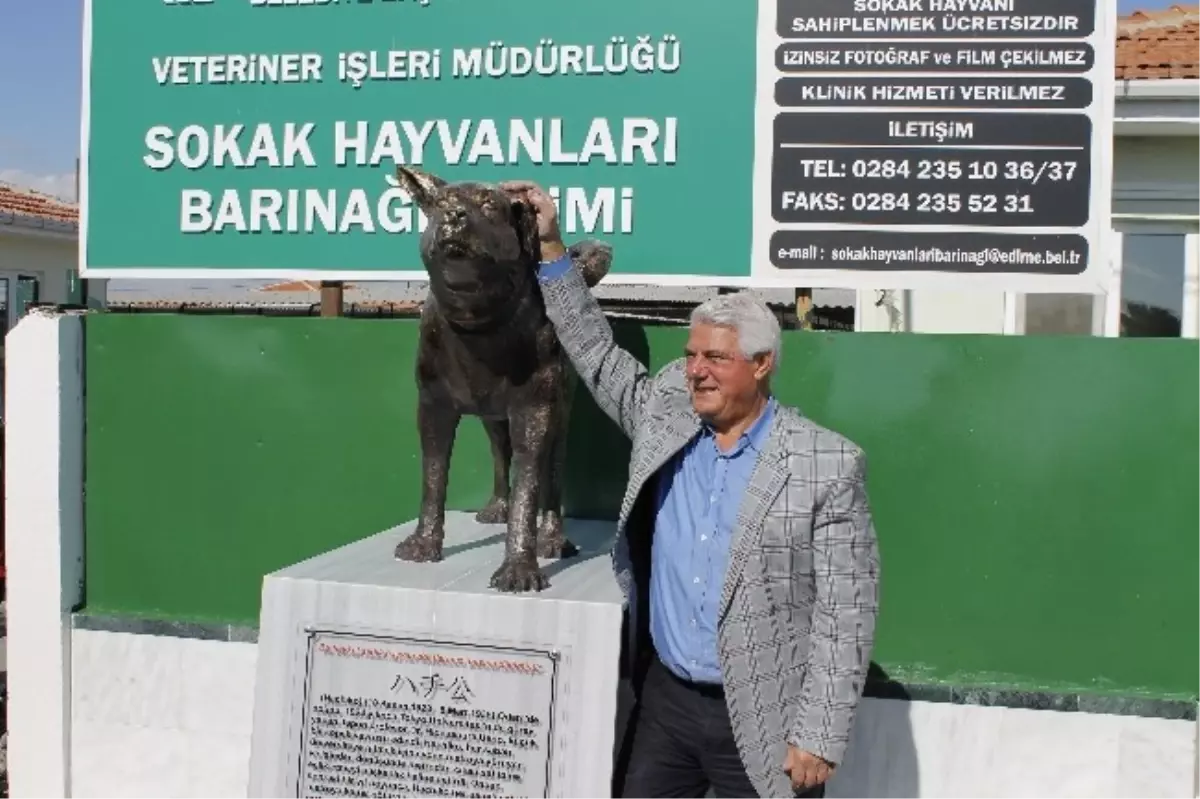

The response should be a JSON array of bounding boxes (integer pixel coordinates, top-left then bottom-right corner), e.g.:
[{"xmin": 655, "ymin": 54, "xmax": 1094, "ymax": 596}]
[{"xmin": 568, "ymin": 239, "xmax": 613, "ymax": 289}]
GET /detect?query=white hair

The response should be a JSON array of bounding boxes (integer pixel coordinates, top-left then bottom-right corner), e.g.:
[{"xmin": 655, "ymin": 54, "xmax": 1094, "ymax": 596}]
[{"xmin": 689, "ymin": 292, "xmax": 782, "ymax": 372}]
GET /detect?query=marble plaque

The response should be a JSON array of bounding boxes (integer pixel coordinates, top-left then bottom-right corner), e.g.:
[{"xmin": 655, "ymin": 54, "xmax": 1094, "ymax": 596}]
[{"xmin": 298, "ymin": 630, "xmax": 559, "ymax": 798}]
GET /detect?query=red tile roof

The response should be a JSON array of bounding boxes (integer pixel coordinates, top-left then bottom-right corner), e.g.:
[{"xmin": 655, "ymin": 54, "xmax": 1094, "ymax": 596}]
[
  {"xmin": 0, "ymin": 183, "xmax": 78, "ymax": 225},
  {"xmin": 1117, "ymin": 4, "xmax": 1200, "ymax": 79}
]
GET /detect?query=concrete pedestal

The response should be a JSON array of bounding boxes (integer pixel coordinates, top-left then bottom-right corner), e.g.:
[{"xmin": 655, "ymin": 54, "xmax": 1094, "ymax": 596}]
[{"xmin": 247, "ymin": 512, "xmax": 625, "ymax": 798}]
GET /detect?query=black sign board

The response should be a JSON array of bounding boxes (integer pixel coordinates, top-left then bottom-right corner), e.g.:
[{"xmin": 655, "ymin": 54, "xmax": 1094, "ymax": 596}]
[
  {"xmin": 777, "ymin": 0, "xmax": 1097, "ymax": 40},
  {"xmin": 762, "ymin": 0, "xmax": 1112, "ymax": 286}
]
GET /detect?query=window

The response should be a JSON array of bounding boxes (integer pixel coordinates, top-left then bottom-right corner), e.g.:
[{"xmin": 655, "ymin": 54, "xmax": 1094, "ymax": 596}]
[
  {"xmin": 1017, "ymin": 223, "xmax": 1199, "ymax": 338},
  {"xmin": 14, "ymin": 275, "xmax": 39, "ymax": 321},
  {"xmin": 66, "ymin": 269, "xmax": 85, "ymax": 306},
  {"xmin": 1022, "ymin": 293, "xmax": 1100, "ymax": 336},
  {"xmin": 1118, "ymin": 234, "xmax": 1186, "ymax": 338}
]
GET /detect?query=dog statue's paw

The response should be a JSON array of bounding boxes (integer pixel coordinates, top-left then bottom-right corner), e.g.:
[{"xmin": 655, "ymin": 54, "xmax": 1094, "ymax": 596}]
[
  {"xmin": 489, "ymin": 557, "xmax": 549, "ymax": 593},
  {"xmin": 475, "ymin": 496, "xmax": 509, "ymax": 524},
  {"xmin": 394, "ymin": 528, "xmax": 445, "ymax": 563}
]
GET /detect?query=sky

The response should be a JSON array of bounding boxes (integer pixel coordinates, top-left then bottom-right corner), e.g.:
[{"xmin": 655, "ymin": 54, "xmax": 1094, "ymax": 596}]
[
  {"xmin": 0, "ymin": 0, "xmax": 82, "ymax": 200},
  {"xmin": 0, "ymin": 0, "xmax": 1170, "ymax": 203}
]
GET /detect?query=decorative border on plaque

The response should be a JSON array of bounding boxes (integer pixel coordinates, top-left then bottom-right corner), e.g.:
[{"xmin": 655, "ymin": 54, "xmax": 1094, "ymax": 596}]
[{"xmin": 295, "ymin": 628, "xmax": 561, "ymax": 798}]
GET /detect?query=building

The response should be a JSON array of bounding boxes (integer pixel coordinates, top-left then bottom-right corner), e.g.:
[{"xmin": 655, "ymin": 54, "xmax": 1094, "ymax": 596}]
[
  {"xmin": 0, "ymin": 182, "xmax": 84, "ymax": 582},
  {"xmin": 0, "ymin": 183, "xmax": 84, "ymax": 340},
  {"xmin": 0, "ymin": 182, "xmax": 83, "ymax": 582}
]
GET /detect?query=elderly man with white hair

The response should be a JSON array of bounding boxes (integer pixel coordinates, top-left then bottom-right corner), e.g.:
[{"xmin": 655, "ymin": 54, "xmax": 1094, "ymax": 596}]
[{"xmin": 502, "ymin": 181, "xmax": 881, "ymax": 799}]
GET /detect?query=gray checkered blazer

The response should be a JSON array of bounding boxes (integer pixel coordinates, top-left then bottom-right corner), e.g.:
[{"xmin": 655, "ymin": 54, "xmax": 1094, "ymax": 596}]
[{"xmin": 542, "ymin": 265, "xmax": 880, "ymax": 798}]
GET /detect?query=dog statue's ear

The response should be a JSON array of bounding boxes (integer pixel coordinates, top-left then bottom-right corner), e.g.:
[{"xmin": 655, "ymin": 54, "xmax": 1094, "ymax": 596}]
[
  {"xmin": 569, "ymin": 239, "xmax": 613, "ymax": 288},
  {"xmin": 391, "ymin": 165, "xmax": 446, "ymax": 210},
  {"xmin": 511, "ymin": 198, "xmax": 541, "ymax": 263}
]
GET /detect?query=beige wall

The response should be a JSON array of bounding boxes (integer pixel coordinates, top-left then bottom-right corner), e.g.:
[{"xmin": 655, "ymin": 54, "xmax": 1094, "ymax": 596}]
[
  {"xmin": 1113, "ymin": 136, "xmax": 1200, "ymax": 192},
  {"xmin": 0, "ymin": 230, "xmax": 77, "ymax": 306},
  {"xmin": 855, "ymin": 289, "xmax": 1011, "ymax": 335}
]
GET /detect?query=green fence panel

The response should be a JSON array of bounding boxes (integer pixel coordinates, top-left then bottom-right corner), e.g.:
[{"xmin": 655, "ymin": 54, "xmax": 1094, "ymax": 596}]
[{"xmin": 84, "ymin": 314, "xmax": 1199, "ymax": 699}]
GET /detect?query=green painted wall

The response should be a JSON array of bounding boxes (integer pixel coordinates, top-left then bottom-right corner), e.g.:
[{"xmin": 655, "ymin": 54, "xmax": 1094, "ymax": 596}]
[{"xmin": 84, "ymin": 314, "xmax": 1199, "ymax": 700}]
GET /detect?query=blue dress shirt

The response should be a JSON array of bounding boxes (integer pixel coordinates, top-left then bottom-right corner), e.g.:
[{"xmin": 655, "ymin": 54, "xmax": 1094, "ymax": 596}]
[
  {"xmin": 649, "ymin": 399, "xmax": 776, "ymax": 684},
  {"xmin": 537, "ymin": 252, "xmax": 575, "ymax": 282}
]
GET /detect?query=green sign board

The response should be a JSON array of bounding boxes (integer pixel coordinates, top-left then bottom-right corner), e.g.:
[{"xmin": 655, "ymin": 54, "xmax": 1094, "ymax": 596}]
[
  {"xmin": 82, "ymin": 0, "xmax": 754, "ymax": 285},
  {"xmin": 81, "ymin": 0, "xmax": 1114, "ymax": 291}
]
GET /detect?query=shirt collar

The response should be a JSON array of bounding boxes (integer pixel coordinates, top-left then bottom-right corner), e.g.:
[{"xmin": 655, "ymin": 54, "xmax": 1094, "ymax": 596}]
[
  {"xmin": 702, "ymin": 396, "xmax": 777, "ymax": 456},
  {"xmin": 744, "ymin": 396, "xmax": 777, "ymax": 452}
]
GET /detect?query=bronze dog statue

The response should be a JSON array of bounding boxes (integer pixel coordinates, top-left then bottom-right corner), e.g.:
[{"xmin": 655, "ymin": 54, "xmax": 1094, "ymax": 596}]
[{"xmin": 390, "ymin": 165, "xmax": 612, "ymax": 592}]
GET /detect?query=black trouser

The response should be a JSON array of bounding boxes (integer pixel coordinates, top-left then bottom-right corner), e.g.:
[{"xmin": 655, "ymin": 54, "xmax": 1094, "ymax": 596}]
[{"xmin": 619, "ymin": 658, "xmax": 825, "ymax": 798}]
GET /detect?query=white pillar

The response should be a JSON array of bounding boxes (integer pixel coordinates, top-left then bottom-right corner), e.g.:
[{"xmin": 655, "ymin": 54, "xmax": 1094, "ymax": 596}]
[
  {"xmin": 4, "ymin": 308, "xmax": 85, "ymax": 797},
  {"xmin": 1183, "ymin": 233, "xmax": 1198, "ymax": 339},
  {"xmin": 1102, "ymin": 232, "xmax": 1125, "ymax": 337},
  {"xmin": 1001, "ymin": 292, "xmax": 1021, "ymax": 335}
]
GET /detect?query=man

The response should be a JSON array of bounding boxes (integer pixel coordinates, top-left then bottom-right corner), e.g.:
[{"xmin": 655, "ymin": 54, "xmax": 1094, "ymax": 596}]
[{"xmin": 502, "ymin": 181, "xmax": 880, "ymax": 798}]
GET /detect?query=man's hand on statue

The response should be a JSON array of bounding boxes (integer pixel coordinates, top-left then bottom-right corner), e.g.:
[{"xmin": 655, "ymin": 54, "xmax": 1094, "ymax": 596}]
[{"xmin": 499, "ymin": 180, "xmax": 565, "ymax": 261}]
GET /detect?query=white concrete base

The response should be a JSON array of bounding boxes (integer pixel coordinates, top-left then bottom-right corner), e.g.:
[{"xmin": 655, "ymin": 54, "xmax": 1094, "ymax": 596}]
[
  {"xmin": 4, "ymin": 309, "xmax": 85, "ymax": 798},
  {"xmin": 71, "ymin": 632, "xmax": 257, "ymax": 798},
  {"xmin": 248, "ymin": 513, "xmax": 626, "ymax": 798},
  {"xmin": 67, "ymin": 621, "xmax": 1198, "ymax": 798},
  {"xmin": 826, "ymin": 697, "xmax": 1195, "ymax": 798}
]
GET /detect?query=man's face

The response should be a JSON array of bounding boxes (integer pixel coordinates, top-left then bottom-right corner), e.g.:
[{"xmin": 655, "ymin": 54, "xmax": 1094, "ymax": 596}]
[{"xmin": 684, "ymin": 323, "xmax": 772, "ymax": 426}]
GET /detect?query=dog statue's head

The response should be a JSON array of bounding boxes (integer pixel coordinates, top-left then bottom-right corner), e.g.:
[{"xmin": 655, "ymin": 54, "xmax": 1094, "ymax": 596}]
[
  {"xmin": 392, "ymin": 166, "xmax": 614, "ymax": 316},
  {"xmin": 393, "ymin": 165, "xmax": 539, "ymax": 303}
]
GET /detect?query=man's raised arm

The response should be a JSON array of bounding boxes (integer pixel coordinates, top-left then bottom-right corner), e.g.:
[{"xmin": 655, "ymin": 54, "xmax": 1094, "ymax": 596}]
[{"xmin": 503, "ymin": 180, "xmax": 653, "ymax": 439}]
